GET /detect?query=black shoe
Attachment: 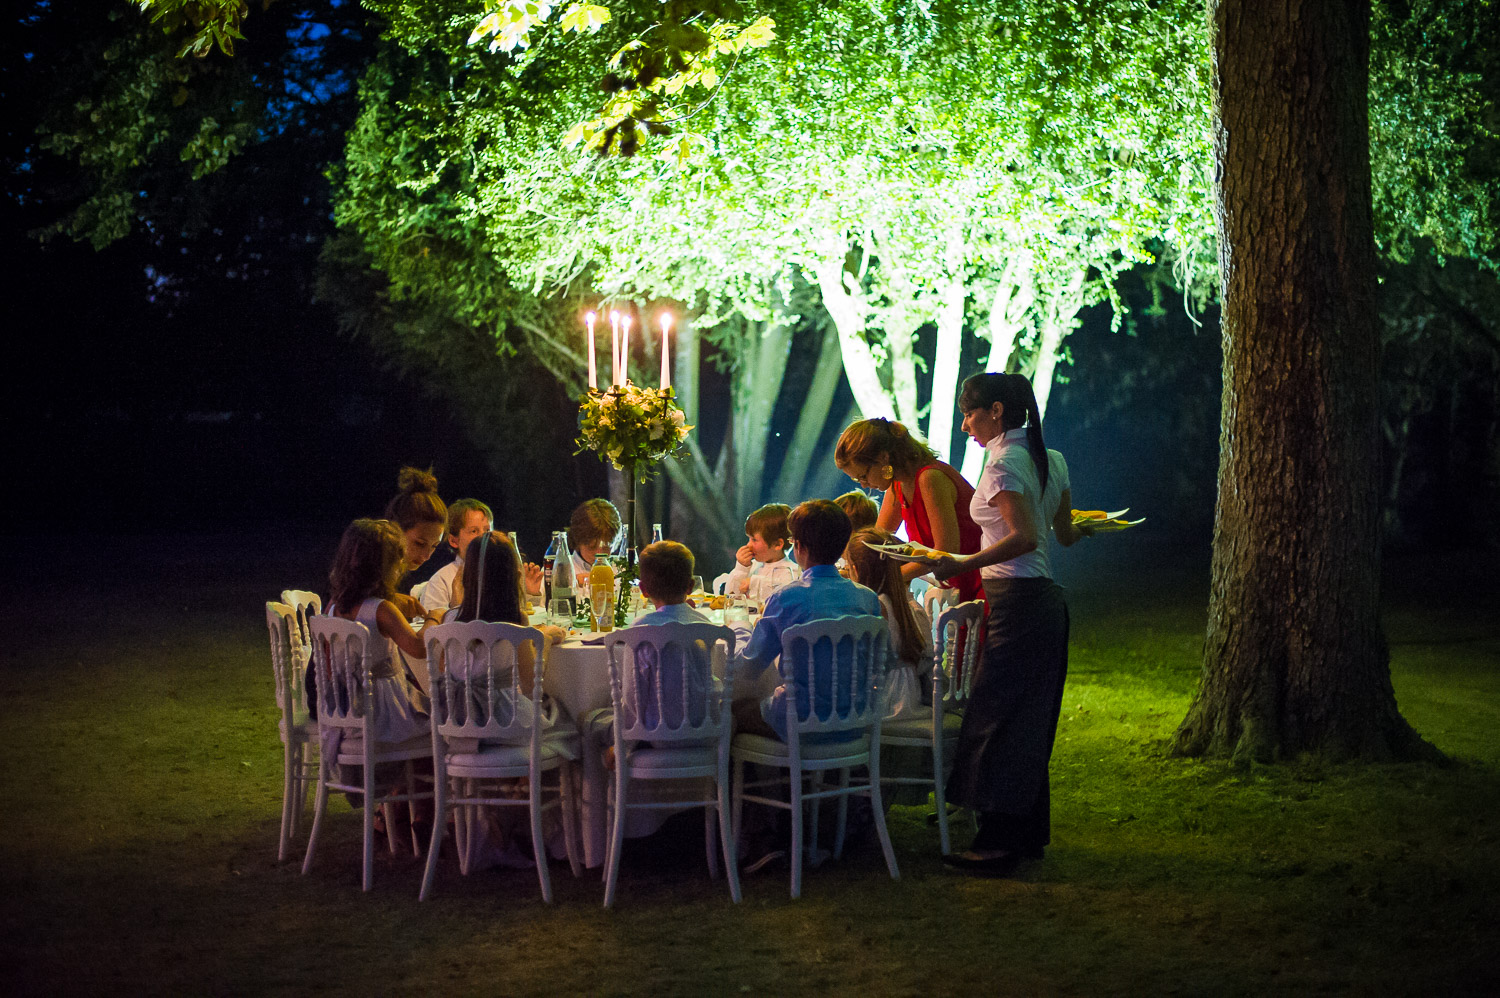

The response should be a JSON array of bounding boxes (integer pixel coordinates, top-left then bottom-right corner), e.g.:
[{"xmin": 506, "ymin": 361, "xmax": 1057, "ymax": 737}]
[{"xmin": 941, "ymin": 850, "xmax": 1028, "ymax": 877}]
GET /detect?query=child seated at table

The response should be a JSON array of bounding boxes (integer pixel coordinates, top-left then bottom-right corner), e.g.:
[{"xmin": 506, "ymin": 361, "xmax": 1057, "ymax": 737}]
[
  {"xmin": 567, "ymin": 499, "xmax": 623, "ymax": 588},
  {"xmin": 420, "ymin": 498, "xmax": 492, "ymax": 614},
  {"xmin": 732, "ymin": 500, "xmax": 883, "ymax": 743},
  {"xmin": 321, "ymin": 518, "xmax": 438, "ymax": 833},
  {"xmin": 843, "ymin": 528, "xmax": 933, "ymax": 720},
  {"xmin": 725, "ymin": 502, "xmax": 801, "ymax": 602},
  {"xmin": 835, "ymin": 490, "xmax": 880, "ymax": 532},
  {"xmin": 598, "ymin": 541, "xmax": 721, "ymax": 768},
  {"xmin": 443, "ymin": 531, "xmax": 567, "ymax": 868},
  {"xmin": 447, "ymin": 531, "xmax": 567, "ymax": 729}
]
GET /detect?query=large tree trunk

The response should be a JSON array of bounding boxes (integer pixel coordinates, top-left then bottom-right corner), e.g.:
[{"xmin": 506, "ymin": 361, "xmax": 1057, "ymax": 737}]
[{"xmin": 1174, "ymin": 0, "xmax": 1434, "ymax": 761}]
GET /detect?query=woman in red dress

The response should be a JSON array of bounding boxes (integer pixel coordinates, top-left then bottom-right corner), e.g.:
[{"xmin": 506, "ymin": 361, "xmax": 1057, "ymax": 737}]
[{"xmin": 835, "ymin": 418, "xmax": 983, "ymax": 605}]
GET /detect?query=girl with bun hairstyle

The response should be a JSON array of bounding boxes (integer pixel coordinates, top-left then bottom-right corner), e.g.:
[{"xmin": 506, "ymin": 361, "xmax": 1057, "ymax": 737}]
[
  {"xmin": 835, "ymin": 418, "xmax": 984, "ymax": 606},
  {"xmin": 384, "ymin": 466, "xmax": 448, "ymax": 575},
  {"xmin": 930, "ymin": 372, "xmax": 1089, "ymax": 875}
]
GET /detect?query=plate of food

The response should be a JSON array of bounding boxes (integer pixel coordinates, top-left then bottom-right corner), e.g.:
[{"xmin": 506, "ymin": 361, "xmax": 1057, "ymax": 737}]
[
  {"xmin": 867, "ymin": 541, "xmax": 949, "ymax": 566},
  {"xmin": 1072, "ymin": 508, "xmax": 1145, "ymax": 532}
]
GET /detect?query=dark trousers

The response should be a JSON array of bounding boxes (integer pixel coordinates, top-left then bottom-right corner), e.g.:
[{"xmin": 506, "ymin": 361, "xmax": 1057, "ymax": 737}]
[{"xmin": 945, "ymin": 577, "xmax": 1069, "ymax": 853}]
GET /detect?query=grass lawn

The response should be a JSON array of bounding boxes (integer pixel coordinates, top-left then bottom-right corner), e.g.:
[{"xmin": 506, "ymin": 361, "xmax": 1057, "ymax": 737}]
[{"xmin": 2, "ymin": 534, "xmax": 1497, "ymax": 996}]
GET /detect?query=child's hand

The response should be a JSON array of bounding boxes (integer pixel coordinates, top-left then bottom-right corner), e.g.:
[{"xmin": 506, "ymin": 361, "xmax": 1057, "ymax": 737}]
[
  {"xmin": 522, "ymin": 562, "xmax": 544, "ymax": 595},
  {"xmin": 735, "ymin": 543, "xmax": 754, "ymax": 568},
  {"xmin": 539, "ymin": 623, "xmax": 567, "ymax": 644},
  {"xmin": 737, "ymin": 579, "xmax": 751, "ymax": 595}
]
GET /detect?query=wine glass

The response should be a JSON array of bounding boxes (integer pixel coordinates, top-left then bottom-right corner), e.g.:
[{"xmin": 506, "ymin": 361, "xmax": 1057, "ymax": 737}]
[{"xmin": 590, "ymin": 585, "xmax": 614, "ymax": 632}]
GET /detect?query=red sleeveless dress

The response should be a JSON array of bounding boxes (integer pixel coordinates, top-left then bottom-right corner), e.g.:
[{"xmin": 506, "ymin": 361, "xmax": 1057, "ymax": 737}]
[{"xmin": 893, "ymin": 462, "xmax": 984, "ymax": 604}]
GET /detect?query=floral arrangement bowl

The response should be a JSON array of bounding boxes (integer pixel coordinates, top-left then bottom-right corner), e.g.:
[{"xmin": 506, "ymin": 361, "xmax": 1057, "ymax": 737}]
[{"xmin": 576, "ymin": 382, "xmax": 692, "ymax": 479}]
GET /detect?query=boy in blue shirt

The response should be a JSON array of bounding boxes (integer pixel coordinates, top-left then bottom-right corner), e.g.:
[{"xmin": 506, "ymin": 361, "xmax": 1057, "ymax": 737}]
[{"xmin": 732, "ymin": 499, "xmax": 883, "ymax": 742}]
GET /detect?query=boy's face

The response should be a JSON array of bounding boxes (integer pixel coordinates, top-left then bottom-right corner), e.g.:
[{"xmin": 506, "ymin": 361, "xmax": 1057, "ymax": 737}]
[
  {"xmin": 449, "ymin": 509, "xmax": 492, "ymax": 562},
  {"xmin": 747, "ymin": 530, "xmax": 785, "ymax": 563}
]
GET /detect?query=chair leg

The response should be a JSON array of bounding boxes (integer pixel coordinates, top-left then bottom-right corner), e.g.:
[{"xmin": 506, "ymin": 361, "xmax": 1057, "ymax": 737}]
[
  {"xmin": 382, "ymin": 801, "xmax": 398, "ymax": 856},
  {"xmin": 301, "ymin": 756, "xmax": 331, "ymax": 875},
  {"xmin": 278, "ymin": 738, "xmax": 297, "ymax": 862},
  {"xmin": 933, "ymin": 738, "xmax": 951, "ymax": 855},
  {"xmin": 603, "ymin": 767, "xmax": 629, "ymax": 908},
  {"xmin": 531, "ymin": 765, "xmax": 553, "ymax": 904},
  {"xmin": 704, "ymin": 797, "xmax": 718, "ymax": 879},
  {"xmin": 718, "ymin": 760, "xmax": 742, "ymax": 903},
  {"xmin": 789, "ymin": 767, "xmax": 805, "ymax": 899},
  {"xmin": 866, "ymin": 753, "xmax": 900, "ymax": 882},
  {"xmin": 833, "ymin": 767, "xmax": 851, "ymax": 860},
  {"xmin": 363, "ymin": 765, "xmax": 377, "ymax": 891},
  {"xmin": 404, "ymin": 759, "xmax": 420, "ymax": 856},
  {"xmin": 806, "ymin": 771, "xmax": 824, "ymax": 868},
  {"xmin": 732, "ymin": 759, "xmax": 746, "ymax": 854},
  {"xmin": 559, "ymin": 763, "xmax": 583, "ymax": 879},
  {"xmin": 419, "ymin": 766, "xmax": 447, "ymax": 901}
]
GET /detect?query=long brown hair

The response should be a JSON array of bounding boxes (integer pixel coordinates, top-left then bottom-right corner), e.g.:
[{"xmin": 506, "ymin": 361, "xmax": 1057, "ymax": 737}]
[
  {"xmin": 328, "ymin": 518, "xmax": 405, "ymax": 611},
  {"xmin": 454, "ymin": 532, "xmax": 526, "ymax": 625},
  {"xmin": 835, "ymin": 418, "xmax": 938, "ymax": 480},
  {"xmin": 384, "ymin": 466, "xmax": 447, "ymax": 531},
  {"xmin": 844, "ymin": 528, "xmax": 924, "ymax": 664}
]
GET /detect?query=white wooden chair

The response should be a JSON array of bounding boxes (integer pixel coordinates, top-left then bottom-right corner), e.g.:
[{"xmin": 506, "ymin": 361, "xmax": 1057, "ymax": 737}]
[
  {"xmin": 266, "ymin": 602, "xmax": 319, "ymax": 862},
  {"xmin": 731, "ymin": 614, "xmax": 900, "ymax": 898},
  {"xmin": 301, "ymin": 616, "xmax": 434, "ymax": 891},
  {"xmin": 419, "ymin": 620, "xmax": 582, "ymax": 902},
  {"xmin": 710, "ymin": 572, "xmax": 733, "ymax": 596},
  {"xmin": 879, "ymin": 599, "xmax": 984, "ymax": 854},
  {"xmin": 602, "ymin": 622, "xmax": 740, "ymax": 907},
  {"xmin": 922, "ymin": 584, "xmax": 961, "ymax": 642}
]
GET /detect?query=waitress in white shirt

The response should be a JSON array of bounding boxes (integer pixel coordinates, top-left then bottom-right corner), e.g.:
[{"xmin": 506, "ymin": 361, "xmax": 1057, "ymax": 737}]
[{"xmin": 932, "ymin": 372, "xmax": 1090, "ymax": 875}]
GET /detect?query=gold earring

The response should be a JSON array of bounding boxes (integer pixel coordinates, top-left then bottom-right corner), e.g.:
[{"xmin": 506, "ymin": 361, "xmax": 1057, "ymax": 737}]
[{"xmin": 883, "ymin": 465, "xmax": 894, "ymax": 481}]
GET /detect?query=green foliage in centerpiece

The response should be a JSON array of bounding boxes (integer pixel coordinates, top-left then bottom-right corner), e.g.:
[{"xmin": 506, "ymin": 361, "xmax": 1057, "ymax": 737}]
[{"xmin": 576, "ymin": 382, "xmax": 693, "ymax": 480}]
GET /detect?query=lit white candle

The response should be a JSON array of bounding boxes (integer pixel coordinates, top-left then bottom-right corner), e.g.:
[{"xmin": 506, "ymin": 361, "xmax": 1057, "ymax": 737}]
[
  {"xmin": 610, "ymin": 310, "xmax": 621, "ymax": 386},
  {"xmin": 659, "ymin": 313, "xmax": 672, "ymax": 389},
  {"xmin": 585, "ymin": 312, "xmax": 597, "ymax": 390},
  {"xmin": 621, "ymin": 314, "xmax": 632, "ymax": 384}
]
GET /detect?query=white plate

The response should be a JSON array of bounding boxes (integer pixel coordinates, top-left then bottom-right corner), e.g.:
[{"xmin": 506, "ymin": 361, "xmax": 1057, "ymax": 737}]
[
  {"xmin": 866, "ymin": 541, "xmax": 948, "ymax": 565},
  {"xmin": 1085, "ymin": 517, "xmax": 1146, "ymax": 532}
]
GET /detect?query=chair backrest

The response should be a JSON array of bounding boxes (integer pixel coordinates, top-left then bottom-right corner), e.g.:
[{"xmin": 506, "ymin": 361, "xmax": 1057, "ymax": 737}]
[
  {"xmin": 923, "ymin": 585, "xmax": 960, "ymax": 644},
  {"xmin": 307, "ymin": 615, "xmax": 376, "ymax": 733},
  {"xmin": 605, "ymin": 622, "xmax": 735, "ymax": 742},
  {"xmin": 710, "ymin": 572, "xmax": 733, "ymax": 595},
  {"xmin": 933, "ymin": 599, "xmax": 985, "ymax": 704},
  {"xmin": 281, "ymin": 590, "xmax": 323, "ymax": 651},
  {"xmin": 422, "ymin": 620, "xmax": 548, "ymax": 745},
  {"xmin": 779, "ymin": 615, "xmax": 889, "ymax": 736},
  {"xmin": 265, "ymin": 601, "xmax": 307, "ymax": 723}
]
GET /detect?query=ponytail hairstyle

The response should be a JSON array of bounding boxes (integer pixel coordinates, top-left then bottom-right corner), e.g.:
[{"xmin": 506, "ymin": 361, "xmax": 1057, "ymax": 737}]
[
  {"xmin": 959, "ymin": 372, "xmax": 1049, "ymax": 494},
  {"xmin": 844, "ymin": 528, "xmax": 924, "ymax": 664},
  {"xmin": 383, "ymin": 466, "xmax": 447, "ymax": 532},
  {"xmin": 835, "ymin": 418, "xmax": 938, "ymax": 480},
  {"xmin": 454, "ymin": 532, "xmax": 526, "ymax": 625}
]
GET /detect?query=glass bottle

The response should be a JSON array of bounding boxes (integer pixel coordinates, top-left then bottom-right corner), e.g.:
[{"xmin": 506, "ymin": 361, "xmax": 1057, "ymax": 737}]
[{"xmin": 651, "ymin": 522, "xmax": 664, "ymax": 546}]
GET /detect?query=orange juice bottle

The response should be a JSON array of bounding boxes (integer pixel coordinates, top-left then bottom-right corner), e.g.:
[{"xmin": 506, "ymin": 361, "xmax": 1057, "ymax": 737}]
[{"xmin": 589, "ymin": 560, "xmax": 616, "ymax": 631}]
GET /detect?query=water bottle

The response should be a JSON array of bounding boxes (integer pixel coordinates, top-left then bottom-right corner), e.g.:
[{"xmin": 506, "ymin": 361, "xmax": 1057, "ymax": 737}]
[
  {"xmin": 549, "ymin": 531, "xmax": 575, "ymax": 618},
  {"xmin": 543, "ymin": 530, "xmax": 567, "ymax": 606},
  {"xmin": 651, "ymin": 523, "xmax": 664, "ymax": 546}
]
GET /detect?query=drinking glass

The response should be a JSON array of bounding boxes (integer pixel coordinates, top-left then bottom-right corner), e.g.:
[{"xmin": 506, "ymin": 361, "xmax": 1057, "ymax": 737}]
[
  {"xmin": 590, "ymin": 586, "xmax": 614, "ymax": 632},
  {"xmin": 724, "ymin": 602, "xmax": 750, "ymax": 627},
  {"xmin": 690, "ymin": 575, "xmax": 704, "ymax": 597},
  {"xmin": 549, "ymin": 597, "xmax": 573, "ymax": 627}
]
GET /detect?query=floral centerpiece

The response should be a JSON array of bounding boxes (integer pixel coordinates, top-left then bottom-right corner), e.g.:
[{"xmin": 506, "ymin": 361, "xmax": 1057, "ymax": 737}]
[
  {"xmin": 575, "ymin": 382, "xmax": 692, "ymax": 480},
  {"xmin": 576, "ymin": 380, "xmax": 692, "ymax": 625}
]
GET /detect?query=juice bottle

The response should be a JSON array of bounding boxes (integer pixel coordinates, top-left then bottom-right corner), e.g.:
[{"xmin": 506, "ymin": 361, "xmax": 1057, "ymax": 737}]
[{"xmin": 589, "ymin": 559, "xmax": 616, "ymax": 632}]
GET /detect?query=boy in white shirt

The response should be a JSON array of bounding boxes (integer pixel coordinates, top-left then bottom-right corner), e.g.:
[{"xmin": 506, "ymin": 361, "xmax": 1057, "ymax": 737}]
[
  {"xmin": 725, "ymin": 503, "xmax": 801, "ymax": 602},
  {"xmin": 419, "ymin": 499, "xmax": 492, "ymax": 613}
]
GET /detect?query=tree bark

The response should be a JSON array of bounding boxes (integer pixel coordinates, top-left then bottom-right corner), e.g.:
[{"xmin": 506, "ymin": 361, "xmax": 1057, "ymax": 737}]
[{"xmin": 1174, "ymin": 0, "xmax": 1435, "ymax": 761}]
